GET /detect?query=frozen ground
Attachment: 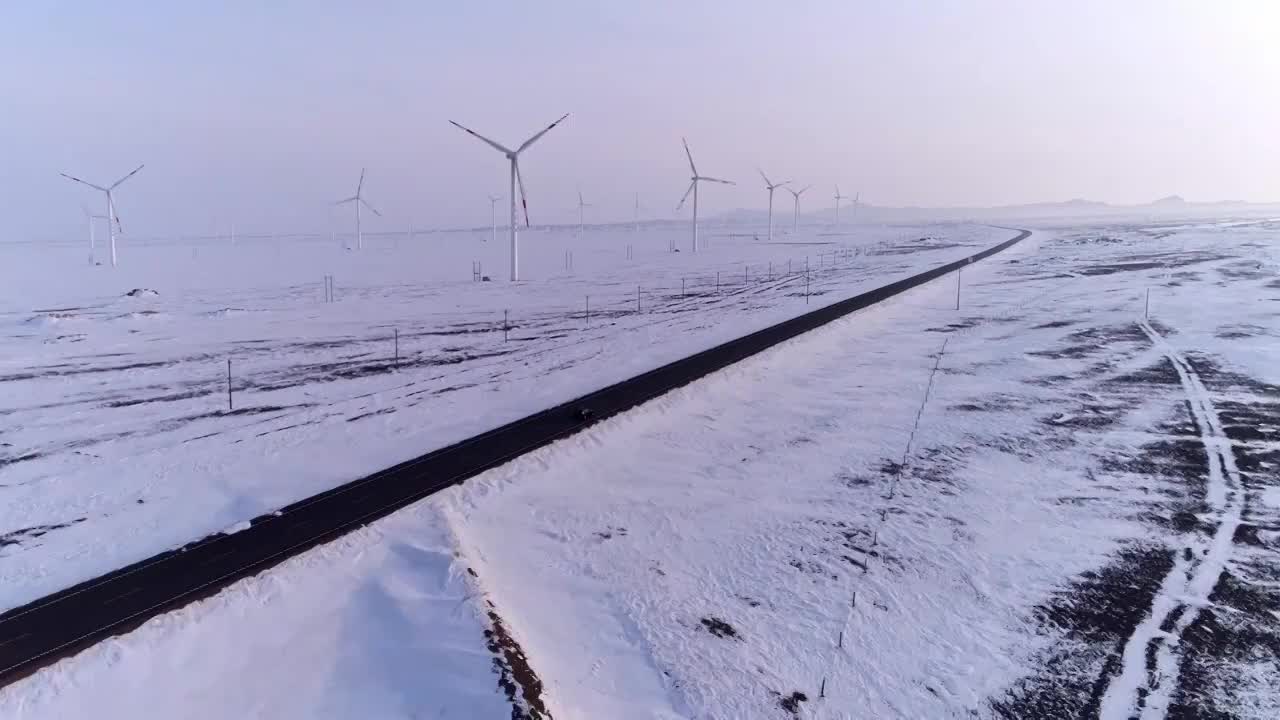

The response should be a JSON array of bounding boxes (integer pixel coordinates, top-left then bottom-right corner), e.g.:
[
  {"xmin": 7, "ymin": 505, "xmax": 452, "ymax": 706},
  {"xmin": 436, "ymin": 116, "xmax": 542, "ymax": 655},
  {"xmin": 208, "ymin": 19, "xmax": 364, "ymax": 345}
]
[
  {"xmin": 0, "ymin": 220, "xmax": 1007, "ymax": 611},
  {"xmin": 2, "ymin": 217, "xmax": 1277, "ymax": 719}
]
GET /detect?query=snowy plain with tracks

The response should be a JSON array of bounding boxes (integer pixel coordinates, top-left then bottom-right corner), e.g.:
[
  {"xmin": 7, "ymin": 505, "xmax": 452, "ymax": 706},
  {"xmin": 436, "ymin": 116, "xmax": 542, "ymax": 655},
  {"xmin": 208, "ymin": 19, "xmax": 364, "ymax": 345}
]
[{"xmin": 2, "ymin": 217, "xmax": 1278, "ymax": 719}]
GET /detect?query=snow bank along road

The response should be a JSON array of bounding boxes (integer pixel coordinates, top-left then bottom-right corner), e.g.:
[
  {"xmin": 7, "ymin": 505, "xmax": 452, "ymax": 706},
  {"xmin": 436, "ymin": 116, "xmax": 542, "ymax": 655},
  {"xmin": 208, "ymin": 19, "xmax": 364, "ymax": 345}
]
[
  {"xmin": 4, "ymin": 218, "xmax": 1275, "ymax": 719},
  {"xmin": 0, "ymin": 230, "xmax": 1029, "ymax": 687}
]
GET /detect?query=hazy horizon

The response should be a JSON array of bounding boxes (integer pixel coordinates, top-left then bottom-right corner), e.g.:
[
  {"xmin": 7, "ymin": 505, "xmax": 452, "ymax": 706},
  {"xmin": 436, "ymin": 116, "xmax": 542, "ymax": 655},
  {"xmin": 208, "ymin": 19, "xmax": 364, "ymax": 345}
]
[{"xmin": 3, "ymin": 1, "xmax": 1278, "ymax": 240}]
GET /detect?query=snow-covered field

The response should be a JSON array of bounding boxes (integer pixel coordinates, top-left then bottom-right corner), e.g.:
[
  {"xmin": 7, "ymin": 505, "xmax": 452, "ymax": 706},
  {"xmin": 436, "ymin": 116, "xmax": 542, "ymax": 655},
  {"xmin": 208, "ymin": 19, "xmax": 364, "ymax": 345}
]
[
  {"xmin": 3, "ymin": 218, "xmax": 1278, "ymax": 719},
  {"xmin": 0, "ymin": 221, "xmax": 1006, "ymax": 611}
]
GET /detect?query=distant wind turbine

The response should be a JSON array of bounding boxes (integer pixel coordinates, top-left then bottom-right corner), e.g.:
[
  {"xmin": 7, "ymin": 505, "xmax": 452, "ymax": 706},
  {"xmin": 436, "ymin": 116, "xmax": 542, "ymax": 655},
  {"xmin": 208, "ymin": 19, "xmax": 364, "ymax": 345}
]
[
  {"xmin": 333, "ymin": 168, "xmax": 380, "ymax": 250},
  {"xmin": 576, "ymin": 190, "xmax": 592, "ymax": 238},
  {"xmin": 758, "ymin": 169, "xmax": 790, "ymax": 242},
  {"xmin": 59, "ymin": 164, "xmax": 144, "ymax": 268},
  {"xmin": 634, "ymin": 192, "xmax": 642, "ymax": 234},
  {"xmin": 449, "ymin": 113, "xmax": 571, "ymax": 281},
  {"xmin": 487, "ymin": 194, "xmax": 501, "ymax": 243},
  {"xmin": 79, "ymin": 203, "xmax": 107, "ymax": 266},
  {"xmin": 786, "ymin": 185, "xmax": 812, "ymax": 233},
  {"xmin": 677, "ymin": 138, "xmax": 734, "ymax": 253},
  {"xmin": 833, "ymin": 185, "xmax": 851, "ymax": 227}
]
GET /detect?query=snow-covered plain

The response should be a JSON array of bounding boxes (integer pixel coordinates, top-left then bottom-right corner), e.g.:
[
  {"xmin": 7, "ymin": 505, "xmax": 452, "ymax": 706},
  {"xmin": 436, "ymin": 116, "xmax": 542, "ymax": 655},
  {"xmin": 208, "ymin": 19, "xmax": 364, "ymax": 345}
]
[
  {"xmin": 0, "ymin": 221, "xmax": 1007, "ymax": 611},
  {"xmin": 3, "ymin": 218, "xmax": 1278, "ymax": 719}
]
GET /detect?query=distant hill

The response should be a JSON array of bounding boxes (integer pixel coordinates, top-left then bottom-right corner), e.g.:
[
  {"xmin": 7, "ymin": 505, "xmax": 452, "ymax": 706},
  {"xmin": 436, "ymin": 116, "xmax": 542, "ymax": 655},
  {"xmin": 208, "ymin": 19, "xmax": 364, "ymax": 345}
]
[{"xmin": 714, "ymin": 196, "xmax": 1280, "ymax": 225}]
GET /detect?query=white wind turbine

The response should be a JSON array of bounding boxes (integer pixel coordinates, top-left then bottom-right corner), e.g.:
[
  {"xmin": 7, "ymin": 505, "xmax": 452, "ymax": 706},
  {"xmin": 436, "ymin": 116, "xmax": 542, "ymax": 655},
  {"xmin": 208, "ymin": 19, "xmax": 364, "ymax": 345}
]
[
  {"xmin": 786, "ymin": 184, "xmax": 812, "ymax": 233},
  {"xmin": 333, "ymin": 168, "xmax": 380, "ymax": 250},
  {"xmin": 677, "ymin": 138, "xmax": 734, "ymax": 253},
  {"xmin": 449, "ymin": 113, "xmax": 571, "ymax": 281},
  {"xmin": 758, "ymin": 169, "xmax": 790, "ymax": 242},
  {"xmin": 833, "ymin": 185, "xmax": 850, "ymax": 226},
  {"xmin": 576, "ymin": 190, "xmax": 592, "ymax": 238},
  {"xmin": 487, "ymin": 194, "xmax": 501, "ymax": 243},
  {"xmin": 59, "ymin": 164, "xmax": 144, "ymax": 268},
  {"xmin": 79, "ymin": 203, "xmax": 108, "ymax": 266}
]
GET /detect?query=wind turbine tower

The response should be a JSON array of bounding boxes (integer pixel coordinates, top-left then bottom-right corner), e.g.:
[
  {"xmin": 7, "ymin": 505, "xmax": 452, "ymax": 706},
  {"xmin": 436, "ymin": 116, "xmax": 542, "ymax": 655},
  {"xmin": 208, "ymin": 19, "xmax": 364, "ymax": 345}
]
[
  {"xmin": 786, "ymin": 185, "xmax": 812, "ymax": 233},
  {"xmin": 487, "ymin": 194, "xmax": 501, "ymax": 243},
  {"xmin": 758, "ymin": 169, "xmax": 790, "ymax": 242},
  {"xmin": 333, "ymin": 169, "xmax": 380, "ymax": 250},
  {"xmin": 576, "ymin": 190, "xmax": 592, "ymax": 238},
  {"xmin": 834, "ymin": 185, "xmax": 850, "ymax": 226},
  {"xmin": 79, "ymin": 203, "xmax": 107, "ymax": 265},
  {"xmin": 677, "ymin": 138, "xmax": 734, "ymax": 253},
  {"xmin": 449, "ymin": 113, "xmax": 571, "ymax": 281},
  {"xmin": 59, "ymin": 164, "xmax": 144, "ymax": 268}
]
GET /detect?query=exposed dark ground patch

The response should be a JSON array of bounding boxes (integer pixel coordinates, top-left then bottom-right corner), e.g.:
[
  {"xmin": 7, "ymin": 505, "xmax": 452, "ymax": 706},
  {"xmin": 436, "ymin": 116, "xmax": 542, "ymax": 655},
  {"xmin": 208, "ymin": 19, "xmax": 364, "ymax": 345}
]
[
  {"xmin": 991, "ymin": 545, "xmax": 1177, "ymax": 719},
  {"xmin": 777, "ymin": 690, "xmax": 809, "ymax": 715},
  {"xmin": 0, "ymin": 517, "xmax": 87, "ymax": 549},
  {"xmin": 700, "ymin": 616, "xmax": 739, "ymax": 639},
  {"xmin": 1214, "ymin": 323, "xmax": 1270, "ymax": 340},
  {"xmin": 993, "ymin": 333, "xmax": 1280, "ymax": 718},
  {"xmin": 1075, "ymin": 251, "xmax": 1225, "ymax": 277},
  {"xmin": 925, "ymin": 318, "xmax": 981, "ymax": 333},
  {"xmin": 1168, "ymin": 373, "xmax": 1280, "ymax": 718},
  {"xmin": 460, "ymin": 566, "xmax": 552, "ymax": 720},
  {"xmin": 1028, "ymin": 322, "xmax": 1150, "ymax": 361}
]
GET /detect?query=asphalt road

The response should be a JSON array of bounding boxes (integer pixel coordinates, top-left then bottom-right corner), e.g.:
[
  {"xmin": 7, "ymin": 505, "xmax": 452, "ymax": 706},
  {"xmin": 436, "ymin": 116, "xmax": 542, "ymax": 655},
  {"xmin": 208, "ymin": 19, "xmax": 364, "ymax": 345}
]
[{"xmin": 0, "ymin": 229, "xmax": 1030, "ymax": 687}]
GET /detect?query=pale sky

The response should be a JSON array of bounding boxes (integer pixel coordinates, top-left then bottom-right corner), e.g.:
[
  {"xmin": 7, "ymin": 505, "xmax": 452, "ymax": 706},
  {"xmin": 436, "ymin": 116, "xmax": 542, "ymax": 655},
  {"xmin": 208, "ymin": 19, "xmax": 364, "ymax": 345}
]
[{"xmin": 2, "ymin": 1, "xmax": 1278, "ymax": 240}]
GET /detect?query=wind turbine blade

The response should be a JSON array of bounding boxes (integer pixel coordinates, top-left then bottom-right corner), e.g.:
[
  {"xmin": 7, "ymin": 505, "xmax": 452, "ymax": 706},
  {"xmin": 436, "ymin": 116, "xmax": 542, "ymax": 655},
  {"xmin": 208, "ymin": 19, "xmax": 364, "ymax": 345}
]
[
  {"xmin": 800, "ymin": 184, "xmax": 812, "ymax": 195},
  {"xmin": 700, "ymin": 176, "xmax": 734, "ymax": 185},
  {"xmin": 778, "ymin": 180, "xmax": 791, "ymax": 187},
  {"xmin": 514, "ymin": 112, "xmax": 570, "ymax": 152},
  {"xmin": 758, "ymin": 168, "xmax": 772, "ymax": 187},
  {"xmin": 360, "ymin": 197, "xmax": 381, "ymax": 217},
  {"xmin": 449, "ymin": 120, "xmax": 513, "ymax": 154},
  {"xmin": 334, "ymin": 196, "xmax": 358, "ymax": 205},
  {"xmin": 676, "ymin": 181, "xmax": 695, "ymax": 211},
  {"xmin": 60, "ymin": 173, "xmax": 107, "ymax": 192},
  {"xmin": 109, "ymin": 164, "xmax": 145, "ymax": 190},
  {"xmin": 515, "ymin": 161, "xmax": 531, "ymax": 227},
  {"xmin": 357, "ymin": 168, "xmax": 365, "ymax": 196},
  {"xmin": 682, "ymin": 138, "xmax": 697, "ymax": 175},
  {"xmin": 516, "ymin": 113, "xmax": 570, "ymax": 153}
]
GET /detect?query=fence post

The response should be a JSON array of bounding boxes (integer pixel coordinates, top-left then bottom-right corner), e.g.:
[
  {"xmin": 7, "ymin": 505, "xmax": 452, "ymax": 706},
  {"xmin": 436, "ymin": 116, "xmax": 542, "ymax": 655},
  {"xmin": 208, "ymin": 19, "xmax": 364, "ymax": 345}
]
[
  {"xmin": 1144, "ymin": 288, "xmax": 1150, "ymax": 318},
  {"xmin": 769, "ymin": 261, "xmax": 772, "ymax": 281},
  {"xmin": 956, "ymin": 268, "xmax": 962, "ymax": 311},
  {"xmin": 682, "ymin": 277, "xmax": 686, "ymax": 298},
  {"xmin": 504, "ymin": 309, "xmax": 509, "ymax": 341},
  {"xmin": 637, "ymin": 285, "xmax": 641, "ymax": 313},
  {"xmin": 585, "ymin": 295, "xmax": 590, "ymax": 329},
  {"xmin": 744, "ymin": 265, "xmax": 748, "ymax": 284},
  {"xmin": 806, "ymin": 269, "xmax": 810, "ymax": 303},
  {"xmin": 716, "ymin": 271, "xmax": 720, "ymax": 294},
  {"xmin": 226, "ymin": 358, "xmax": 233, "ymax": 411},
  {"xmin": 393, "ymin": 328, "xmax": 399, "ymax": 368}
]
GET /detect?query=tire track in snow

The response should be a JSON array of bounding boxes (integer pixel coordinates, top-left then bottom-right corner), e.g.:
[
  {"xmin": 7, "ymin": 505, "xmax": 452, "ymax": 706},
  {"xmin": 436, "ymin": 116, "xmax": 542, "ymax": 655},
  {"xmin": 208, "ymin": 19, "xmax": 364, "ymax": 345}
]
[{"xmin": 1097, "ymin": 321, "xmax": 1245, "ymax": 719}]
